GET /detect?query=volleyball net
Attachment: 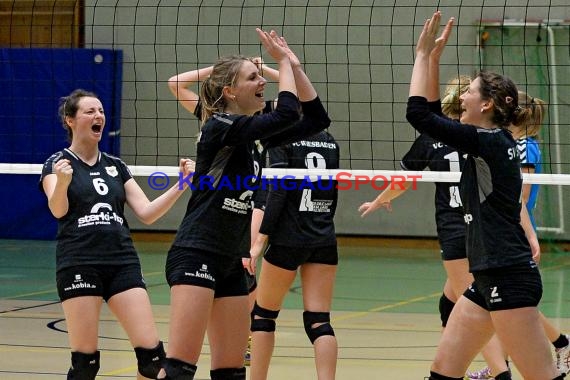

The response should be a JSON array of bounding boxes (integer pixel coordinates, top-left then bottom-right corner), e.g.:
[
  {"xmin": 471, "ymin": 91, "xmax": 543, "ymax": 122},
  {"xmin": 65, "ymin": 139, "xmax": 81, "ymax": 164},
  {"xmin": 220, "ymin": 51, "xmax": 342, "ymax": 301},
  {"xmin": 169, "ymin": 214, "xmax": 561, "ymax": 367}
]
[{"xmin": 1, "ymin": 1, "xmax": 569, "ymax": 240}]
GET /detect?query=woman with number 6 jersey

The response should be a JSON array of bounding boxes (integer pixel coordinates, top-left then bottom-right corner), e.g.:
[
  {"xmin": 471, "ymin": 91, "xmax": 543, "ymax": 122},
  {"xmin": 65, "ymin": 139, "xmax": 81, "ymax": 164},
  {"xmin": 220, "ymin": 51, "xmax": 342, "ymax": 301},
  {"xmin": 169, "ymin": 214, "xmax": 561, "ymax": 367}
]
[{"xmin": 40, "ymin": 89, "xmax": 194, "ymax": 380}]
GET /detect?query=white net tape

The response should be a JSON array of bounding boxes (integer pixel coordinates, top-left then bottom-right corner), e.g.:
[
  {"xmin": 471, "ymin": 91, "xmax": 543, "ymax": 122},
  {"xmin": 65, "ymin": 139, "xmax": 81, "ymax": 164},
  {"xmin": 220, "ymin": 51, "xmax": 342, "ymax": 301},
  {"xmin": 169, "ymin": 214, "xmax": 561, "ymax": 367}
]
[{"xmin": 3, "ymin": 163, "xmax": 570, "ymax": 185}]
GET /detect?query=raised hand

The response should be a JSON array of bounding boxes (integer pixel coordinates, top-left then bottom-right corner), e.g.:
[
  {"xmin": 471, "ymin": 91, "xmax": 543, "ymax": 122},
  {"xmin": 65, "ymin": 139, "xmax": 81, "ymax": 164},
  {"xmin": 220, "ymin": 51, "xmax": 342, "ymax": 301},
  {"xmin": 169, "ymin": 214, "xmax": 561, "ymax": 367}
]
[
  {"xmin": 250, "ymin": 56, "xmax": 264, "ymax": 71},
  {"xmin": 270, "ymin": 32, "xmax": 301, "ymax": 68},
  {"xmin": 251, "ymin": 55, "xmax": 284, "ymax": 83},
  {"xmin": 431, "ymin": 16, "xmax": 455, "ymax": 62},
  {"xmin": 256, "ymin": 28, "xmax": 289, "ymax": 63},
  {"xmin": 415, "ymin": 11, "xmax": 442, "ymax": 57}
]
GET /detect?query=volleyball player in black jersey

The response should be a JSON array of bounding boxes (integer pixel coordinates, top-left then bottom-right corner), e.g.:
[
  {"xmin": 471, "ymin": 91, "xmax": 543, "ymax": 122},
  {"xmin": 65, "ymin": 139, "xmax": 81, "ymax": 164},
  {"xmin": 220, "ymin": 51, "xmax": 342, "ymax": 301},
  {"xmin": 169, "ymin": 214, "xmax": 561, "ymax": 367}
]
[
  {"xmin": 169, "ymin": 55, "xmax": 277, "ymax": 368},
  {"xmin": 407, "ymin": 12, "xmax": 561, "ymax": 380},
  {"xmin": 161, "ymin": 29, "xmax": 329, "ymax": 380},
  {"xmin": 168, "ymin": 56, "xmax": 278, "ymax": 304},
  {"xmin": 40, "ymin": 89, "xmax": 194, "ymax": 380},
  {"xmin": 360, "ymin": 73, "xmax": 471, "ymax": 332},
  {"xmin": 249, "ymin": 128, "xmax": 339, "ymax": 380},
  {"xmin": 360, "ymin": 21, "xmax": 471, "ymax": 330}
]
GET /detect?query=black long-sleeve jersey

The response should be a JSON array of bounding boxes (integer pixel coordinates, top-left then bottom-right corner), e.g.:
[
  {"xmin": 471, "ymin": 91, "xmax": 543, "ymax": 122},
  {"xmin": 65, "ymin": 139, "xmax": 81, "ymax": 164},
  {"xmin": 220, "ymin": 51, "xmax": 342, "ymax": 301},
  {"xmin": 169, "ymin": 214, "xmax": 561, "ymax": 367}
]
[
  {"xmin": 406, "ymin": 96, "xmax": 531, "ymax": 272},
  {"xmin": 195, "ymin": 101, "xmax": 271, "ymax": 223},
  {"xmin": 401, "ymin": 101, "xmax": 466, "ymax": 245},
  {"xmin": 173, "ymin": 91, "xmax": 331, "ymax": 257},
  {"xmin": 194, "ymin": 98, "xmax": 328, "ymax": 213},
  {"xmin": 39, "ymin": 149, "xmax": 138, "ymax": 271},
  {"xmin": 259, "ymin": 130, "xmax": 339, "ymax": 248}
]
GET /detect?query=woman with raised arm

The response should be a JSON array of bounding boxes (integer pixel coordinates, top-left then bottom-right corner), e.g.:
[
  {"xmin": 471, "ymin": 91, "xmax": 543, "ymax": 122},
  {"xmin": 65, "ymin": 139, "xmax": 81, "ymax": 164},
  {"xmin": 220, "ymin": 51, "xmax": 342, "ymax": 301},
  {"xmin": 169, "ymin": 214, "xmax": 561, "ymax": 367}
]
[
  {"xmin": 248, "ymin": 34, "xmax": 339, "ymax": 380},
  {"xmin": 406, "ymin": 12, "xmax": 561, "ymax": 380},
  {"xmin": 168, "ymin": 57, "xmax": 280, "ymax": 116},
  {"xmin": 168, "ymin": 56, "xmax": 280, "ymax": 368},
  {"xmin": 359, "ymin": 18, "xmax": 471, "ymax": 331},
  {"xmin": 161, "ymin": 29, "xmax": 330, "ymax": 380},
  {"xmin": 359, "ymin": 74, "xmax": 471, "ymax": 332},
  {"xmin": 40, "ymin": 89, "xmax": 194, "ymax": 380}
]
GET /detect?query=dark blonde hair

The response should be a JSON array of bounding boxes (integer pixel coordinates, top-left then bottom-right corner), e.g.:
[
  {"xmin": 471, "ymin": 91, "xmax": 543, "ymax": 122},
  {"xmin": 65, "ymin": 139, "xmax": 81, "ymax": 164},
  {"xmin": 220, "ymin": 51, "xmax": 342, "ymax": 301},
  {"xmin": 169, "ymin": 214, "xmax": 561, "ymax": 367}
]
[
  {"xmin": 441, "ymin": 75, "xmax": 471, "ymax": 118},
  {"xmin": 514, "ymin": 91, "xmax": 546, "ymax": 138},
  {"xmin": 58, "ymin": 89, "xmax": 98, "ymax": 142},
  {"xmin": 198, "ymin": 55, "xmax": 252, "ymax": 124}
]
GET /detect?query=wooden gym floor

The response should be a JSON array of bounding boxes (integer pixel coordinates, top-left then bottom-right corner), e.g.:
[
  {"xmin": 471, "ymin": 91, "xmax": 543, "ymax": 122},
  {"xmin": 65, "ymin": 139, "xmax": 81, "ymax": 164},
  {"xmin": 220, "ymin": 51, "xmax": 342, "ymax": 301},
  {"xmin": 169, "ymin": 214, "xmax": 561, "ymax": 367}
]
[{"xmin": 1, "ymin": 235, "xmax": 570, "ymax": 379}]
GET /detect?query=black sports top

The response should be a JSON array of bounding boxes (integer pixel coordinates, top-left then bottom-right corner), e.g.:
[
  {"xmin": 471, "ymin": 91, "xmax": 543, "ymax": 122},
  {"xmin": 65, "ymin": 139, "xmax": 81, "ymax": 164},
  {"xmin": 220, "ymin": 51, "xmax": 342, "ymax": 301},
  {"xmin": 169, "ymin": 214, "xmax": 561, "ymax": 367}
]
[
  {"xmin": 40, "ymin": 149, "xmax": 138, "ymax": 270},
  {"xmin": 406, "ymin": 96, "xmax": 532, "ymax": 272},
  {"xmin": 401, "ymin": 101, "xmax": 466, "ymax": 244},
  {"xmin": 172, "ymin": 91, "xmax": 303, "ymax": 257},
  {"xmin": 260, "ymin": 130, "xmax": 339, "ymax": 247}
]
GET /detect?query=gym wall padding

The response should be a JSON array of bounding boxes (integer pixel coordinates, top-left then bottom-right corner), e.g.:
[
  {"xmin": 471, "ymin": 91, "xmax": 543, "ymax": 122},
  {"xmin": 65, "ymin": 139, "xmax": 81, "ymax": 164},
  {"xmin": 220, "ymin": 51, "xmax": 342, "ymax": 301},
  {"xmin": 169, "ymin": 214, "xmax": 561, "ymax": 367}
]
[{"xmin": 0, "ymin": 48, "xmax": 122, "ymax": 239}]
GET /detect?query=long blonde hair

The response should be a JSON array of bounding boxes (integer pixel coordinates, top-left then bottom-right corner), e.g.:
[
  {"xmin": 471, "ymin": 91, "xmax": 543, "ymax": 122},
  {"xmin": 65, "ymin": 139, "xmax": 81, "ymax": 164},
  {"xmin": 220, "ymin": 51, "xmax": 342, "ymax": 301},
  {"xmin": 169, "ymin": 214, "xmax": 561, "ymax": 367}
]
[
  {"xmin": 198, "ymin": 55, "xmax": 251, "ymax": 125},
  {"xmin": 514, "ymin": 91, "xmax": 546, "ymax": 138},
  {"xmin": 441, "ymin": 75, "xmax": 471, "ymax": 119}
]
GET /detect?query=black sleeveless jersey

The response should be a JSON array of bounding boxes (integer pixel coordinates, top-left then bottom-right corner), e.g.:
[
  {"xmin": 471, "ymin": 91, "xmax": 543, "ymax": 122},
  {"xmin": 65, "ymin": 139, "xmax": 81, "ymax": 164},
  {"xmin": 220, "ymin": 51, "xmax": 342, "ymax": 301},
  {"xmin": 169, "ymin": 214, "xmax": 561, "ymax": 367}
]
[
  {"xmin": 407, "ymin": 97, "xmax": 532, "ymax": 272},
  {"xmin": 259, "ymin": 131, "xmax": 339, "ymax": 247},
  {"xmin": 39, "ymin": 149, "xmax": 138, "ymax": 271},
  {"xmin": 173, "ymin": 91, "xmax": 330, "ymax": 257},
  {"xmin": 401, "ymin": 133, "xmax": 466, "ymax": 244}
]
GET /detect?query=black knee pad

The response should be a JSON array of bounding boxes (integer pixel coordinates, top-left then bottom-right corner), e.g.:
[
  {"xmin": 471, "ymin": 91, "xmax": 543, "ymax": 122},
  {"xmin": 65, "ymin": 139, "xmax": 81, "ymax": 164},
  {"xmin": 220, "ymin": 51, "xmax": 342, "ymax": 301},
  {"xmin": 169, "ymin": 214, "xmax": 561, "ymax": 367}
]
[
  {"xmin": 438, "ymin": 293, "xmax": 455, "ymax": 327},
  {"xmin": 134, "ymin": 341, "xmax": 166, "ymax": 379},
  {"xmin": 163, "ymin": 357, "xmax": 197, "ymax": 380},
  {"xmin": 210, "ymin": 367, "xmax": 246, "ymax": 380},
  {"xmin": 428, "ymin": 371, "xmax": 463, "ymax": 380},
  {"xmin": 494, "ymin": 371, "xmax": 511, "ymax": 380},
  {"xmin": 250, "ymin": 302, "xmax": 279, "ymax": 332},
  {"xmin": 67, "ymin": 351, "xmax": 100, "ymax": 380},
  {"xmin": 303, "ymin": 311, "xmax": 335, "ymax": 344}
]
